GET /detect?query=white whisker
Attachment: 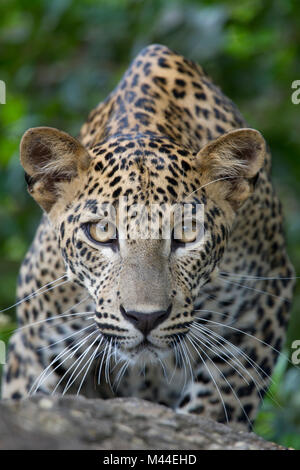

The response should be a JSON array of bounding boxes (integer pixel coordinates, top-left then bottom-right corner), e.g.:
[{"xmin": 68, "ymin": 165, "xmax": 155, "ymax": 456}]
[
  {"xmin": 0, "ymin": 276, "xmax": 69, "ymax": 314},
  {"xmin": 157, "ymin": 354, "xmax": 168, "ymax": 382},
  {"xmin": 30, "ymin": 328, "xmax": 97, "ymax": 395},
  {"xmin": 193, "ymin": 308, "xmax": 231, "ymax": 320},
  {"xmin": 16, "ymin": 295, "xmax": 91, "ymax": 333},
  {"xmin": 38, "ymin": 322, "xmax": 95, "ymax": 351},
  {"xmin": 61, "ymin": 334, "xmax": 101, "ymax": 395},
  {"xmin": 190, "ymin": 328, "xmax": 250, "ymax": 385},
  {"xmin": 185, "ymin": 176, "xmax": 245, "ymax": 199},
  {"xmin": 187, "ymin": 334, "xmax": 229, "ymax": 424},
  {"xmin": 97, "ymin": 341, "xmax": 108, "ymax": 385},
  {"xmin": 176, "ymin": 334, "xmax": 188, "ymax": 392},
  {"xmin": 188, "ymin": 334, "xmax": 253, "ymax": 428},
  {"xmin": 193, "ymin": 322, "xmax": 281, "ymax": 404},
  {"xmin": 105, "ymin": 339, "xmax": 114, "ymax": 390},
  {"xmin": 220, "ymin": 271, "xmax": 299, "ymax": 281},
  {"xmin": 193, "ymin": 316, "xmax": 292, "ymax": 364},
  {"xmin": 219, "ymin": 277, "xmax": 290, "ymax": 303},
  {"xmin": 76, "ymin": 336, "xmax": 103, "ymax": 396},
  {"xmin": 114, "ymin": 359, "xmax": 129, "ymax": 391}
]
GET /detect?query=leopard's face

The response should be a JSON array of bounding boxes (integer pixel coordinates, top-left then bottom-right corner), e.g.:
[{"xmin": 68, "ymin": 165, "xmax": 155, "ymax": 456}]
[
  {"xmin": 21, "ymin": 117, "xmax": 265, "ymax": 365},
  {"xmin": 55, "ymin": 138, "xmax": 233, "ymax": 363}
]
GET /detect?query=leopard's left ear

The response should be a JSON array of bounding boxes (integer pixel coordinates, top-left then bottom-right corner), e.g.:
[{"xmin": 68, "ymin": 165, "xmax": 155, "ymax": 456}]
[
  {"xmin": 20, "ymin": 127, "xmax": 91, "ymax": 212},
  {"xmin": 197, "ymin": 128, "xmax": 266, "ymax": 209}
]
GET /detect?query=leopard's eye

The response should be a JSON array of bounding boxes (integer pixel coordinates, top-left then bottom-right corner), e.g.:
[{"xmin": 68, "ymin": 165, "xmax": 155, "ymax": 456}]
[
  {"xmin": 86, "ymin": 221, "xmax": 117, "ymax": 244},
  {"xmin": 172, "ymin": 220, "xmax": 198, "ymax": 244}
]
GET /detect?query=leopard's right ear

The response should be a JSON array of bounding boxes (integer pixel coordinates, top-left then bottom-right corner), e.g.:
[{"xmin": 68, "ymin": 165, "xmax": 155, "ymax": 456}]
[
  {"xmin": 20, "ymin": 127, "xmax": 91, "ymax": 212},
  {"xmin": 196, "ymin": 128, "xmax": 266, "ymax": 210}
]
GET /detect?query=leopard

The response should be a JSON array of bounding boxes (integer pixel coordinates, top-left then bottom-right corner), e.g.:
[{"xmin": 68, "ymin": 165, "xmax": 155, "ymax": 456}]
[{"xmin": 2, "ymin": 44, "xmax": 295, "ymax": 429}]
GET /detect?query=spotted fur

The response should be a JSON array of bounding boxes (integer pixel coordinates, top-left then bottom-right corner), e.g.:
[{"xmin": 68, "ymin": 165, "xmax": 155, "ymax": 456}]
[{"xmin": 2, "ymin": 45, "xmax": 294, "ymax": 429}]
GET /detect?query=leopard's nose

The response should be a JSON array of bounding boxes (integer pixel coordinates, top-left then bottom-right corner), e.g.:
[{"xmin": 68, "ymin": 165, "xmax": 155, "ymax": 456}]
[{"xmin": 120, "ymin": 305, "xmax": 172, "ymax": 336}]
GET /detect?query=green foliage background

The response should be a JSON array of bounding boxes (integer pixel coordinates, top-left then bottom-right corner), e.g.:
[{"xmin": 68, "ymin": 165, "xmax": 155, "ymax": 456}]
[{"xmin": 0, "ymin": 0, "xmax": 299, "ymax": 447}]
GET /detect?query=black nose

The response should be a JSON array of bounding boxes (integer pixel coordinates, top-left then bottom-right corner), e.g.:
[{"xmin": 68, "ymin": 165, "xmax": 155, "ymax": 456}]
[{"xmin": 120, "ymin": 305, "xmax": 172, "ymax": 336}]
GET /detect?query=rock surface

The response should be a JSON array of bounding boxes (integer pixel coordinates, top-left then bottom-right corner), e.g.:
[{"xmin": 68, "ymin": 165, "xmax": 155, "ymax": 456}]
[{"xmin": 0, "ymin": 395, "xmax": 285, "ymax": 450}]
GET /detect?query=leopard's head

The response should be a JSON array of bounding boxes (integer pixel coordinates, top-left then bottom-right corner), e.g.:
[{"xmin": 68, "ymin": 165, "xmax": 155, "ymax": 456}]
[{"xmin": 20, "ymin": 126, "xmax": 265, "ymax": 363}]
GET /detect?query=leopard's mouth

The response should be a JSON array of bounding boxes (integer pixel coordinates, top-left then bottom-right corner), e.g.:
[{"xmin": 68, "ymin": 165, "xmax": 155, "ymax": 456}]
[
  {"xmin": 118, "ymin": 337, "xmax": 178, "ymax": 364},
  {"xmin": 127, "ymin": 338, "xmax": 163, "ymax": 354},
  {"xmin": 100, "ymin": 333, "xmax": 162, "ymax": 352},
  {"xmin": 137, "ymin": 339, "xmax": 154, "ymax": 349}
]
